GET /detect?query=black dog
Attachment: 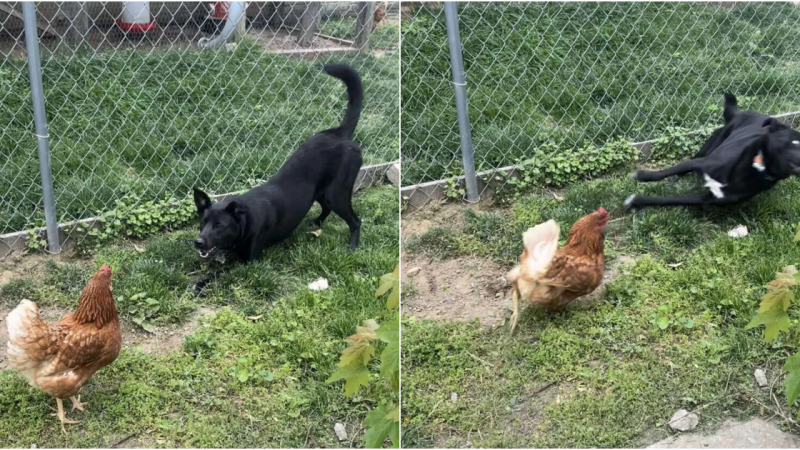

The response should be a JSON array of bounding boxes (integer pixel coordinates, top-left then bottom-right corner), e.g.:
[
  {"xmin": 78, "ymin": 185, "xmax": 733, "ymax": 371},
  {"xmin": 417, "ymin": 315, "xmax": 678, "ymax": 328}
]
[
  {"xmin": 193, "ymin": 63, "xmax": 364, "ymax": 264},
  {"xmin": 625, "ymin": 93, "xmax": 800, "ymax": 209}
]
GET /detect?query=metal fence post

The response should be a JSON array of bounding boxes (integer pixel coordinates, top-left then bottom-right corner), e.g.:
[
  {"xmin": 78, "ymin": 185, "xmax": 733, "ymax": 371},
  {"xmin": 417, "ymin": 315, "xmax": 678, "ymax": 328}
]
[
  {"xmin": 444, "ymin": 2, "xmax": 479, "ymax": 202},
  {"xmin": 23, "ymin": 2, "xmax": 60, "ymax": 254}
]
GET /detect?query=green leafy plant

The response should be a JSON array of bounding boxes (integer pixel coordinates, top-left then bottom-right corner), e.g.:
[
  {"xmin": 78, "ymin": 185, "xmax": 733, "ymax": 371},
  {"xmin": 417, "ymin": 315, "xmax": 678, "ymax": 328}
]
[
  {"xmin": 648, "ymin": 126, "xmax": 714, "ymax": 162},
  {"xmin": 443, "ymin": 178, "xmax": 466, "ymax": 200},
  {"xmin": 78, "ymin": 195, "xmax": 195, "ymax": 254},
  {"xmin": 650, "ymin": 303, "xmax": 694, "ymax": 330},
  {"xmin": 118, "ymin": 291, "xmax": 162, "ymax": 333},
  {"xmin": 25, "ymin": 229, "xmax": 47, "ymax": 252},
  {"xmin": 327, "ymin": 264, "xmax": 400, "ymax": 448},
  {"xmin": 490, "ymin": 138, "xmax": 638, "ymax": 204}
]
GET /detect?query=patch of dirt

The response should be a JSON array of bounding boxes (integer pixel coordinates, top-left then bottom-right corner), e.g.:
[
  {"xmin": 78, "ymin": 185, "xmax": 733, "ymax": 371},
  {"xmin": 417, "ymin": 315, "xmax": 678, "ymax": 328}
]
[
  {"xmin": 403, "ymin": 255, "xmax": 511, "ymax": 327},
  {"xmin": 0, "ymin": 251, "xmax": 79, "ymax": 287},
  {"xmin": 0, "ymin": 305, "xmax": 217, "ymax": 371},
  {"xmin": 124, "ymin": 307, "xmax": 217, "ymax": 355},
  {"xmin": 402, "ymin": 201, "xmax": 495, "ymax": 238}
]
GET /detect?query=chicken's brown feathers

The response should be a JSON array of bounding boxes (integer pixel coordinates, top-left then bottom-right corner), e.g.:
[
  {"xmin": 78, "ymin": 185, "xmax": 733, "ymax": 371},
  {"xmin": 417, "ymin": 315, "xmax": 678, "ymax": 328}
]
[{"xmin": 72, "ymin": 266, "xmax": 117, "ymax": 329}]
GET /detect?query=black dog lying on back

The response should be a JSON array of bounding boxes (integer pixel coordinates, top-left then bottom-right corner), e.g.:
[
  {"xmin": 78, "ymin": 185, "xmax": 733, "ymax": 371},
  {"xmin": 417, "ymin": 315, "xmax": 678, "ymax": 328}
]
[
  {"xmin": 625, "ymin": 93, "xmax": 800, "ymax": 209},
  {"xmin": 192, "ymin": 63, "xmax": 364, "ymax": 264}
]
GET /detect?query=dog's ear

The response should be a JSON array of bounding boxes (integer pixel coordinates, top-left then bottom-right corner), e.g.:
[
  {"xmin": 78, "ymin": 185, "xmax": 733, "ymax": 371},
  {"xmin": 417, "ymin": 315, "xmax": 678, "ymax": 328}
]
[
  {"xmin": 193, "ymin": 188, "xmax": 212, "ymax": 214},
  {"xmin": 225, "ymin": 201, "xmax": 248, "ymax": 222}
]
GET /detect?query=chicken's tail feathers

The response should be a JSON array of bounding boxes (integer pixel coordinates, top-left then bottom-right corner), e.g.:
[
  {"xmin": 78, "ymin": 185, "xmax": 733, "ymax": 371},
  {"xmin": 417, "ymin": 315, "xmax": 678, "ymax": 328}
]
[
  {"xmin": 520, "ymin": 220, "xmax": 560, "ymax": 277},
  {"xmin": 7, "ymin": 299, "xmax": 40, "ymax": 341}
]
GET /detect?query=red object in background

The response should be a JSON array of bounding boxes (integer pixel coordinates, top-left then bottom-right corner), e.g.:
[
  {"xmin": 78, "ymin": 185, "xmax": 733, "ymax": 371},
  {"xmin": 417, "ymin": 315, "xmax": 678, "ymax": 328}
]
[
  {"xmin": 115, "ymin": 19, "xmax": 157, "ymax": 33},
  {"xmin": 214, "ymin": 2, "xmax": 230, "ymax": 20}
]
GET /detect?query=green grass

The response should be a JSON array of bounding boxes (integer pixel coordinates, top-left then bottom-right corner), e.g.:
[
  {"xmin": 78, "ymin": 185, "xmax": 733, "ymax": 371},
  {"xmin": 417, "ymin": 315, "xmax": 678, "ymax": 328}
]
[
  {"xmin": 319, "ymin": 18, "xmax": 399, "ymax": 50},
  {"xmin": 0, "ymin": 39, "xmax": 398, "ymax": 234},
  {"xmin": 401, "ymin": 2, "xmax": 800, "ymax": 185},
  {"xmin": 0, "ymin": 185, "xmax": 398, "ymax": 448},
  {"xmin": 401, "ymin": 171, "xmax": 800, "ymax": 448}
]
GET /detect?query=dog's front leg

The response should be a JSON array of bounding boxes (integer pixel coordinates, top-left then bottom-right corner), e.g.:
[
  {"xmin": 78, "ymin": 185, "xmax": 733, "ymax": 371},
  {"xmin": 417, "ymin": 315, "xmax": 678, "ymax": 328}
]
[
  {"xmin": 631, "ymin": 159, "xmax": 703, "ymax": 182},
  {"xmin": 624, "ymin": 191, "xmax": 720, "ymax": 210}
]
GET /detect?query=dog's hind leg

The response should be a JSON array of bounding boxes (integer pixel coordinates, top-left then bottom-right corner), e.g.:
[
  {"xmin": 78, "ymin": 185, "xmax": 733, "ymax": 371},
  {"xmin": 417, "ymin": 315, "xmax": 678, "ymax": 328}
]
[
  {"xmin": 631, "ymin": 159, "xmax": 703, "ymax": 182},
  {"xmin": 624, "ymin": 191, "xmax": 718, "ymax": 210},
  {"xmin": 310, "ymin": 196, "xmax": 333, "ymax": 229},
  {"xmin": 329, "ymin": 152, "xmax": 362, "ymax": 250}
]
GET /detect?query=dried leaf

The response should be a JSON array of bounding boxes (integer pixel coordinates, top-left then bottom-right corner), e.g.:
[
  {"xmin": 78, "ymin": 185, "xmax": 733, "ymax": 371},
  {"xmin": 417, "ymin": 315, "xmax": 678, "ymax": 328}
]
[
  {"xmin": 133, "ymin": 244, "xmax": 145, "ymax": 253},
  {"xmin": 246, "ymin": 315, "xmax": 263, "ymax": 321},
  {"xmin": 309, "ymin": 229, "xmax": 323, "ymax": 238},
  {"xmin": 553, "ymin": 193, "xmax": 564, "ymax": 201},
  {"xmin": 667, "ymin": 262, "xmax": 683, "ymax": 269}
]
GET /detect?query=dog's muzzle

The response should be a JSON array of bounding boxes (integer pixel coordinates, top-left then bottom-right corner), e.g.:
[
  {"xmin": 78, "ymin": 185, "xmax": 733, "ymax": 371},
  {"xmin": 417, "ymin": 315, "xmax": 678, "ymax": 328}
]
[{"xmin": 194, "ymin": 238, "xmax": 217, "ymax": 259}]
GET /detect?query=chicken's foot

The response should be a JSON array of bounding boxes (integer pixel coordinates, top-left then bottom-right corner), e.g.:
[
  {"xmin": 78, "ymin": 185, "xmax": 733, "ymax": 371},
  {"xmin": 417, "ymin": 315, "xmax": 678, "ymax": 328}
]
[
  {"xmin": 509, "ymin": 285, "xmax": 520, "ymax": 335},
  {"xmin": 55, "ymin": 398, "xmax": 80, "ymax": 434},
  {"xmin": 70, "ymin": 395, "xmax": 87, "ymax": 412}
]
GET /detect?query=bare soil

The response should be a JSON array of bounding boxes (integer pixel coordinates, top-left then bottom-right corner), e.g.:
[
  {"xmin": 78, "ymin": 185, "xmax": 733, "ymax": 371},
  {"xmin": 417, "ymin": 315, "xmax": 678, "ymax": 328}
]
[{"xmin": 402, "ymin": 255, "xmax": 511, "ymax": 328}]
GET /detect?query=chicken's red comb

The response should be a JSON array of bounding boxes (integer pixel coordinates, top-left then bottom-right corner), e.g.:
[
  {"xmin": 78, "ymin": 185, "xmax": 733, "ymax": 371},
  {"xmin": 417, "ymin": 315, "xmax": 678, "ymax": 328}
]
[
  {"xmin": 597, "ymin": 207, "xmax": 608, "ymax": 215},
  {"xmin": 100, "ymin": 264, "xmax": 112, "ymax": 274}
]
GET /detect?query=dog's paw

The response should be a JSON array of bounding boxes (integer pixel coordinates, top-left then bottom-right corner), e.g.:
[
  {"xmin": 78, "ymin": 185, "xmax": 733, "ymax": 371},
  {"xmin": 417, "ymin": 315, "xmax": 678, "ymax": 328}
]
[
  {"xmin": 623, "ymin": 194, "xmax": 637, "ymax": 210},
  {"xmin": 191, "ymin": 282, "xmax": 208, "ymax": 297}
]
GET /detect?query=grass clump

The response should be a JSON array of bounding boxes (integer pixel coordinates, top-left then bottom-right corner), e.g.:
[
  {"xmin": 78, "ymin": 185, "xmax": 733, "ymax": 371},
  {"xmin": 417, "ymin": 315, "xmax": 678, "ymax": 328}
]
[{"xmin": 0, "ymin": 185, "xmax": 398, "ymax": 448}]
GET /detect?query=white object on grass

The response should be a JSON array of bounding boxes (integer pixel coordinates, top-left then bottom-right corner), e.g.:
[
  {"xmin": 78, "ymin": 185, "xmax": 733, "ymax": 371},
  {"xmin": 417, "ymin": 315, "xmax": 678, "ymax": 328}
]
[
  {"xmin": 728, "ymin": 225, "xmax": 748, "ymax": 238},
  {"xmin": 308, "ymin": 278, "xmax": 329, "ymax": 291},
  {"xmin": 334, "ymin": 423, "xmax": 348, "ymax": 441}
]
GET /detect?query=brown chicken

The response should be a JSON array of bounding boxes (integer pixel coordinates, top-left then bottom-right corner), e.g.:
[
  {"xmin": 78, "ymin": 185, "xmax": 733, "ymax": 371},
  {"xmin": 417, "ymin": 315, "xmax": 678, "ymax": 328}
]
[
  {"xmin": 506, "ymin": 207, "xmax": 608, "ymax": 333},
  {"xmin": 374, "ymin": 2, "xmax": 387, "ymax": 26},
  {"xmin": 5, "ymin": 265, "xmax": 121, "ymax": 433}
]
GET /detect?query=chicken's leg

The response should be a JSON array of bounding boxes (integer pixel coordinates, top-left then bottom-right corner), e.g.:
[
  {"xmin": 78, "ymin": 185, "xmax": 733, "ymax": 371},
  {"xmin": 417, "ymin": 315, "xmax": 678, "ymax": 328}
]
[
  {"xmin": 56, "ymin": 398, "xmax": 80, "ymax": 434},
  {"xmin": 509, "ymin": 285, "xmax": 520, "ymax": 335},
  {"xmin": 70, "ymin": 395, "xmax": 87, "ymax": 412}
]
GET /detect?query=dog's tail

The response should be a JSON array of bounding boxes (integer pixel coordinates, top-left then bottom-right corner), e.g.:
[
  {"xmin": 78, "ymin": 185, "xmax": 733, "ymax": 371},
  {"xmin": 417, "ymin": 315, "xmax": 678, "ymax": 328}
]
[
  {"xmin": 323, "ymin": 63, "xmax": 363, "ymax": 139},
  {"xmin": 723, "ymin": 92, "xmax": 738, "ymax": 124}
]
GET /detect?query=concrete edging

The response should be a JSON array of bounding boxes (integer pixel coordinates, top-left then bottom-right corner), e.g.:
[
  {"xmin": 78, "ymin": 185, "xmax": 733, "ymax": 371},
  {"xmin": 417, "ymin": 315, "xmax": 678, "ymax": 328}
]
[
  {"xmin": 0, "ymin": 160, "xmax": 399, "ymax": 256},
  {"xmin": 400, "ymin": 111, "xmax": 800, "ymax": 211}
]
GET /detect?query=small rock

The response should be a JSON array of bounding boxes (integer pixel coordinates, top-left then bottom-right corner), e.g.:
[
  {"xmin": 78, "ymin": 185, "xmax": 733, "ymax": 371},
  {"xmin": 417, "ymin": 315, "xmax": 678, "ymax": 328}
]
[
  {"xmin": 407, "ymin": 267, "xmax": 421, "ymax": 277},
  {"xmin": 451, "ymin": 392, "xmax": 458, "ymax": 403},
  {"xmin": 334, "ymin": 423, "xmax": 348, "ymax": 441},
  {"xmin": 669, "ymin": 409, "xmax": 699, "ymax": 431},
  {"xmin": 755, "ymin": 369, "xmax": 768, "ymax": 387},
  {"xmin": 488, "ymin": 310, "xmax": 495, "ymax": 317}
]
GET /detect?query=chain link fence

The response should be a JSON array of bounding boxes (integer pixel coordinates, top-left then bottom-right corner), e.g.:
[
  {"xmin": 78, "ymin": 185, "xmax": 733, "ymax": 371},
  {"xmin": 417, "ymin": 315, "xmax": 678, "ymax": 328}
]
[
  {"xmin": 400, "ymin": 1, "xmax": 800, "ymax": 208},
  {"xmin": 1, "ymin": 1, "xmax": 399, "ymax": 257}
]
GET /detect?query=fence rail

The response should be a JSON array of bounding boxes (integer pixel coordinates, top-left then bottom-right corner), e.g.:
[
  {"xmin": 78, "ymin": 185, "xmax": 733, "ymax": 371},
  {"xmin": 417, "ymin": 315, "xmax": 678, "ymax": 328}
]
[
  {"xmin": 0, "ymin": 1, "xmax": 399, "ymax": 257},
  {"xmin": 400, "ymin": 1, "xmax": 800, "ymax": 207}
]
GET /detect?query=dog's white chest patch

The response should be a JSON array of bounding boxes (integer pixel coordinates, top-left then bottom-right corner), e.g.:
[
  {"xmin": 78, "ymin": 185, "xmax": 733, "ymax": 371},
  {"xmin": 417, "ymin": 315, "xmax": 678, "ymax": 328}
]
[{"xmin": 703, "ymin": 173, "xmax": 726, "ymax": 199}]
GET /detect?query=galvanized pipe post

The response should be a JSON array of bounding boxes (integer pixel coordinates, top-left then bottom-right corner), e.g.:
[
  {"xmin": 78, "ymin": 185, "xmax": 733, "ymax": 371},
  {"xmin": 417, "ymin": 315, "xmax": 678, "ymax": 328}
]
[
  {"xmin": 444, "ymin": 2, "xmax": 479, "ymax": 202},
  {"xmin": 23, "ymin": 2, "xmax": 60, "ymax": 253}
]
